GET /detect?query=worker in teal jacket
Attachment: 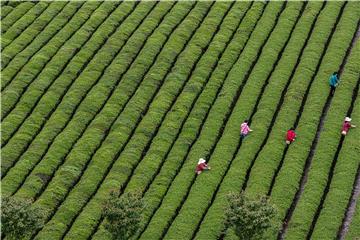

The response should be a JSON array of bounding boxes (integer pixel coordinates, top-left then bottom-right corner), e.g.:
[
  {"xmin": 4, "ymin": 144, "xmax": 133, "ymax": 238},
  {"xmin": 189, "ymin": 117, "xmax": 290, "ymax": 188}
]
[{"xmin": 329, "ymin": 72, "xmax": 339, "ymax": 96}]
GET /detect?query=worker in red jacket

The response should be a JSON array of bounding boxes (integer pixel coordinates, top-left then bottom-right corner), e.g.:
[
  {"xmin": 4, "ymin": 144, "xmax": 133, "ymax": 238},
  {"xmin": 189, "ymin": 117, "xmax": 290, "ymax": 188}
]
[
  {"xmin": 341, "ymin": 117, "xmax": 356, "ymax": 136},
  {"xmin": 286, "ymin": 127, "xmax": 296, "ymax": 145},
  {"xmin": 195, "ymin": 158, "xmax": 211, "ymax": 175}
]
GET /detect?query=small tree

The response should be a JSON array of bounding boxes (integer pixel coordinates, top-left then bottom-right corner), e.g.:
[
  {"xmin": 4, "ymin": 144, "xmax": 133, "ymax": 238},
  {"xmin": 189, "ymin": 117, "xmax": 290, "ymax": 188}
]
[
  {"xmin": 103, "ymin": 191, "xmax": 144, "ymax": 240},
  {"xmin": 225, "ymin": 192, "xmax": 277, "ymax": 240},
  {"xmin": 1, "ymin": 196, "xmax": 44, "ymax": 240}
]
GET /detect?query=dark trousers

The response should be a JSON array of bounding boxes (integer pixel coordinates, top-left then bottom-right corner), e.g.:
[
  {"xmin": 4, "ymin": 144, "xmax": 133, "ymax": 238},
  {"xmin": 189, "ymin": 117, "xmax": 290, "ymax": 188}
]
[
  {"xmin": 330, "ymin": 85, "xmax": 336, "ymax": 95},
  {"xmin": 240, "ymin": 133, "xmax": 247, "ymax": 140}
]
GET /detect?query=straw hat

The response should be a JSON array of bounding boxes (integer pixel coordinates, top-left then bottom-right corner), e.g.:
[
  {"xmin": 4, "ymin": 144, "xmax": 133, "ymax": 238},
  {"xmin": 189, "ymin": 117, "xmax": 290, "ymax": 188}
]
[{"xmin": 345, "ymin": 117, "xmax": 352, "ymax": 122}]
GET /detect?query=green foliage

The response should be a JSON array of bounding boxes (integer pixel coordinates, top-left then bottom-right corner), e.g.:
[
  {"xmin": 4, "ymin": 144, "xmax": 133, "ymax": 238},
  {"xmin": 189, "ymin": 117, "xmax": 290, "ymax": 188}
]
[
  {"xmin": 1, "ymin": 1, "xmax": 359, "ymax": 240},
  {"xmin": 225, "ymin": 192, "xmax": 277, "ymax": 240},
  {"xmin": 1, "ymin": 196, "xmax": 44, "ymax": 240},
  {"xmin": 103, "ymin": 191, "xmax": 144, "ymax": 240}
]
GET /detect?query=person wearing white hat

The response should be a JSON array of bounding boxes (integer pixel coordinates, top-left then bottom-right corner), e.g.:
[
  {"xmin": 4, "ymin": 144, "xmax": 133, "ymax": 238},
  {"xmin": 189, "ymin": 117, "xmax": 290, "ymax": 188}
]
[
  {"xmin": 195, "ymin": 158, "xmax": 211, "ymax": 175},
  {"xmin": 341, "ymin": 117, "xmax": 356, "ymax": 135}
]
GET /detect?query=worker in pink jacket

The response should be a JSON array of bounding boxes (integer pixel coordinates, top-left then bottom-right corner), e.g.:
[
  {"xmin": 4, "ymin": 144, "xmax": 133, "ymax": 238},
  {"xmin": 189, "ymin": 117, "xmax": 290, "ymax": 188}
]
[{"xmin": 240, "ymin": 120, "xmax": 253, "ymax": 139}]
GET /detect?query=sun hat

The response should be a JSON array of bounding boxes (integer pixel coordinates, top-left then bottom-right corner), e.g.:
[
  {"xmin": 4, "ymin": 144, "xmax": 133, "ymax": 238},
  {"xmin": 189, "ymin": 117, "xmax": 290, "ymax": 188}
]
[
  {"xmin": 345, "ymin": 117, "xmax": 352, "ymax": 122},
  {"xmin": 198, "ymin": 158, "xmax": 206, "ymax": 164}
]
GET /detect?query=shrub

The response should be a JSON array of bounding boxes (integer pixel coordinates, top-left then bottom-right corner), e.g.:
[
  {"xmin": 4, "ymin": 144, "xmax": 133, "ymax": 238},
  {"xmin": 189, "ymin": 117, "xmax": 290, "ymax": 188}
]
[
  {"xmin": 225, "ymin": 192, "xmax": 277, "ymax": 240},
  {"xmin": 103, "ymin": 191, "xmax": 144, "ymax": 240},
  {"xmin": 1, "ymin": 196, "xmax": 44, "ymax": 240}
]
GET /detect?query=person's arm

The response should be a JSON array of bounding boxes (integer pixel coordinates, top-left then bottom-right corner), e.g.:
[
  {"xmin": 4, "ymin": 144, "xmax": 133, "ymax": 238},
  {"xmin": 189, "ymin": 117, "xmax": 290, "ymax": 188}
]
[{"xmin": 351, "ymin": 124, "xmax": 356, "ymax": 128}]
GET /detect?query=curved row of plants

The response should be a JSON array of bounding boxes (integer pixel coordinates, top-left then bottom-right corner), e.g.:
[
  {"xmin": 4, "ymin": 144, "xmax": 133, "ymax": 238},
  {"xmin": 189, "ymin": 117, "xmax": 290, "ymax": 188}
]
[
  {"xmin": 3, "ymin": 0, "xmax": 138, "ymax": 194},
  {"xmin": 66, "ymin": 3, "xmax": 241, "ymax": 238},
  {"xmin": 244, "ymin": 0, "xmax": 343, "ymax": 205},
  {"xmin": 10, "ymin": 2, "xmax": 172, "ymax": 201},
  {"xmin": 107, "ymin": 3, "xmax": 269, "ymax": 240},
  {"xmin": 208, "ymin": 4, "xmax": 359, "ymax": 239},
  {"xmin": 1, "ymin": 2, "xmax": 120, "ymax": 140},
  {"xmin": 282, "ymin": 9, "xmax": 359, "ymax": 238},
  {"xmin": 1, "ymin": 1, "xmax": 103, "ymax": 116},
  {"xmin": 1, "ymin": 1, "xmax": 85, "ymax": 90},
  {"xmin": 8, "ymin": 0, "xmax": 215, "ymax": 238},
  {"xmin": 2, "ymin": 2, "xmax": 359, "ymax": 239},
  {"xmin": 311, "ymin": 42, "xmax": 359, "ymax": 239},
  {"xmin": 193, "ymin": 2, "xmax": 328, "ymax": 239},
  {"xmin": 1, "ymin": 1, "xmax": 48, "ymax": 49},
  {"xmin": 266, "ymin": 2, "xmax": 358, "ymax": 239},
  {"xmin": 58, "ymin": 3, "xmax": 240, "ymax": 239},
  {"xmin": 1, "ymin": 2, "xmax": 130, "ymax": 151},
  {"xmin": 90, "ymin": 2, "xmax": 256, "ymax": 239},
  {"xmin": 136, "ymin": 2, "xmax": 288, "ymax": 239},
  {"xmin": 229, "ymin": 4, "xmax": 347, "ymax": 239},
  {"xmin": 1, "ymin": 2, "xmax": 110, "ymax": 175},
  {"xmin": 159, "ymin": 2, "xmax": 309, "ymax": 240},
  {"xmin": 1, "ymin": 2, "xmax": 67, "ymax": 69},
  {"xmin": 1, "ymin": 4, "xmax": 18, "ymax": 20},
  {"xmin": 30, "ymin": 2, "xmax": 199, "ymax": 239},
  {"xmin": 1, "ymin": 1, "xmax": 155, "ymax": 194},
  {"xmin": 1, "ymin": 2, "xmax": 35, "ymax": 33}
]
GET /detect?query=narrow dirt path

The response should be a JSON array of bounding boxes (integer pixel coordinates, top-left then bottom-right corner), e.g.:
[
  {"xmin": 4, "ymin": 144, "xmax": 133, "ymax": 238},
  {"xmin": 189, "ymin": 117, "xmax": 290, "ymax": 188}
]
[
  {"xmin": 308, "ymin": 22, "xmax": 360, "ymax": 239},
  {"xmin": 338, "ymin": 164, "xmax": 360, "ymax": 240},
  {"xmin": 278, "ymin": 6, "xmax": 359, "ymax": 240}
]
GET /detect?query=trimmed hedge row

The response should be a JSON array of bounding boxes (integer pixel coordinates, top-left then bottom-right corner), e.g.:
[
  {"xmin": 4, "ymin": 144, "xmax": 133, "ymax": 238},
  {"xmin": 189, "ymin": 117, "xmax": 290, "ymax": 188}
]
[
  {"xmin": 283, "ymin": 4, "xmax": 360, "ymax": 238},
  {"xmin": 194, "ymin": 2, "xmax": 325, "ymax": 239},
  {"xmin": 312, "ymin": 41, "xmax": 360, "ymax": 239},
  {"xmin": 244, "ymin": 2, "xmax": 336, "ymax": 198},
  {"xmin": 31, "ymin": 3, "xmax": 197, "ymax": 239},
  {"xmin": 3, "ymin": 1, "xmax": 25, "ymax": 8},
  {"xmin": 59, "ymin": 3, "xmax": 234, "ymax": 240},
  {"xmin": 9, "ymin": 2, "xmax": 162, "ymax": 199},
  {"xmin": 263, "ymin": 2, "xmax": 346, "ymax": 223},
  {"xmin": 1, "ymin": 1, "xmax": 102, "ymax": 116},
  {"xmin": 1, "ymin": 1, "xmax": 118, "ymax": 177},
  {"xmin": 61, "ymin": 3, "xmax": 240, "ymax": 239},
  {"xmin": 162, "ymin": 3, "xmax": 306, "ymax": 240},
  {"xmin": 124, "ymin": 0, "xmax": 253, "ymax": 194},
  {"xmin": 138, "ymin": 2, "xmax": 286, "ymax": 240},
  {"xmin": 1, "ymin": 1, "xmax": 49, "ymax": 49},
  {"xmin": 2, "ymin": 0, "xmax": 138, "ymax": 195},
  {"xmin": 3, "ymin": 0, "xmax": 132, "ymax": 188},
  {"xmin": 90, "ymin": 2, "xmax": 253, "ymax": 239},
  {"xmin": 1, "ymin": 1, "xmax": 84, "ymax": 89},
  {"xmin": 1, "ymin": 2, "xmax": 92, "ymax": 145},
  {"xmin": 1, "ymin": 1, "xmax": 34, "ymax": 33},
  {"xmin": 1, "ymin": 2, "xmax": 68, "ymax": 68},
  {"xmin": 126, "ymin": 2, "xmax": 266, "ymax": 240},
  {"xmin": 2, "ymin": 2, "xmax": 357, "ymax": 239},
  {"xmin": 243, "ymin": 0, "xmax": 345, "ymax": 222},
  {"xmin": 1, "ymin": 5, "xmax": 13, "ymax": 19}
]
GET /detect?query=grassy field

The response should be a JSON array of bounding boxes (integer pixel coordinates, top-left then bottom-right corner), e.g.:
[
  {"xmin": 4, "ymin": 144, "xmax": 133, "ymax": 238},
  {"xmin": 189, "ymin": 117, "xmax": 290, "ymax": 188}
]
[{"xmin": 1, "ymin": 1, "xmax": 359, "ymax": 239}]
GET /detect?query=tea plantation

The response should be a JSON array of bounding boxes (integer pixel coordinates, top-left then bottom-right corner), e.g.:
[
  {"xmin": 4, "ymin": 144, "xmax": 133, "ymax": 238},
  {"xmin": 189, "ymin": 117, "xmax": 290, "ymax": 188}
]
[{"xmin": 1, "ymin": 1, "xmax": 359, "ymax": 239}]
